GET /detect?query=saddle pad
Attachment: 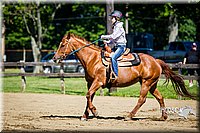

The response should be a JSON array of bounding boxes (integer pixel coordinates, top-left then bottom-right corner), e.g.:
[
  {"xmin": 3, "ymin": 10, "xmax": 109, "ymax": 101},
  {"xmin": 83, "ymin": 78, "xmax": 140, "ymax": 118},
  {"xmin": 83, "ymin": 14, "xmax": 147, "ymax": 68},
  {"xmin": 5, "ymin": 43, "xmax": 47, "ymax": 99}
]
[{"xmin": 102, "ymin": 53, "xmax": 141, "ymax": 67}]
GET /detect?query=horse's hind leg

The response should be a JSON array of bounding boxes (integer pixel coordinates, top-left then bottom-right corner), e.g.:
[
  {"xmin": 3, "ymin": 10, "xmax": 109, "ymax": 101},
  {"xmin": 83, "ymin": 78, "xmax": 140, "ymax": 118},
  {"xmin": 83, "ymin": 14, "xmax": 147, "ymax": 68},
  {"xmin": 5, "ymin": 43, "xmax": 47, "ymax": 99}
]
[
  {"xmin": 150, "ymin": 83, "xmax": 168, "ymax": 120},
  {"xmin": 126, "ymin": 80, "xmax": 149, "ymax": 120}
]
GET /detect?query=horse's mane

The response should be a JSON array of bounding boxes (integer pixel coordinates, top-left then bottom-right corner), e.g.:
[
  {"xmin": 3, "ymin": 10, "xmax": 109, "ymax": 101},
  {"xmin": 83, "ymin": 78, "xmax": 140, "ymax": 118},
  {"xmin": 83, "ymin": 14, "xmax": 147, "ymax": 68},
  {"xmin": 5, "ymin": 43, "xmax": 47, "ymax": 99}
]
[
  {"xmin": 66, "ymin": 32, "xmax": 101, "ymax": 52},
  {"xmin": 68, "ymin": 33, "xmax": 89, "ymax": 44}
]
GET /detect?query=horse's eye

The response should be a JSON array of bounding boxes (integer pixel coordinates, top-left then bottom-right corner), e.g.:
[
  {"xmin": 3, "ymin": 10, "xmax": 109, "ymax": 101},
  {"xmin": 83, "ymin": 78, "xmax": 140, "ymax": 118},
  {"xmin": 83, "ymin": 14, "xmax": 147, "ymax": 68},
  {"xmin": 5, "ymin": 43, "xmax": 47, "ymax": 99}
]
[{"xmin": 60, "ymin": 42, "xmax": 65, "ymax": 47}]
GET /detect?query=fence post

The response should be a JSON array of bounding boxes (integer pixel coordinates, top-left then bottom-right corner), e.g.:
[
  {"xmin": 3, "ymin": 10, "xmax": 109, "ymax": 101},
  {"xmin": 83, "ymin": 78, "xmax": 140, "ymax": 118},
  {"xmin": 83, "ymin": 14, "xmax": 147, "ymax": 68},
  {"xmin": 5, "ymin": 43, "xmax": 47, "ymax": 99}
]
[
  {"xmin": 20, "ymin": 61, "xmax": 26, "ymax": 92},
  {"xmin": 60, "ymin": 63, "xmax": 65, "ymax": 94},
  {"xmin": 178, "ymin": 95, "xmax": 182, "ymax": 100},
  {"xmin": 109, "ymin": 87, "xmax": 117, "ymax": 93},
  {"xmin": 100, "ymin": 89, "xmax": 104, "ymax": 96},
  {"xmin": 177, "ymin": 64, "xmax": 182, "ymax": 100}
]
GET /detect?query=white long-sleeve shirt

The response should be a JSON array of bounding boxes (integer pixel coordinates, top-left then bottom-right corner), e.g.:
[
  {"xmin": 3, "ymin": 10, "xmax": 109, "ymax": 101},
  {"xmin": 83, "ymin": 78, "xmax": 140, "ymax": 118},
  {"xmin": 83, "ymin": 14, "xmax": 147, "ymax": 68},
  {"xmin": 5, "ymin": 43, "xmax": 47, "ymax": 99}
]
[{"xmin": 101, "ymin": 21, "xmax": 127, "ymax": 46}]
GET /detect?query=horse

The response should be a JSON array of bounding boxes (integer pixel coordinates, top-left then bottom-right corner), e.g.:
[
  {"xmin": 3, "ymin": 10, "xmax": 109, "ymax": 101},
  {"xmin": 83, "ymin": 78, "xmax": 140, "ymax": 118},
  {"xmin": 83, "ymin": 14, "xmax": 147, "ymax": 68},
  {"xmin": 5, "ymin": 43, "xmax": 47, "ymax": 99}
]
[{"xmin": 53, "ymin": 33, "xmax": 195, "ymax": 121}]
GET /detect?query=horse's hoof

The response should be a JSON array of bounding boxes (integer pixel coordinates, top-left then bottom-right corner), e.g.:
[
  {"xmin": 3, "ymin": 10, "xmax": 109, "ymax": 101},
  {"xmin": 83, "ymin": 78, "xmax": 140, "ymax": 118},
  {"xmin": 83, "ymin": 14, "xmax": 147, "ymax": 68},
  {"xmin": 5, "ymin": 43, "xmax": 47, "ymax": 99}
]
[
  {"xmin": 80, "ymin": 117, "xmax": 88, "ymax": 121},
  {"xmin": 124, "ymin": 116, "xmax": 132, "ymax": 121},
  {"xmin": 93, "ymin": 111, "xmax": 98, "ymax": 117},
  {"xmin": 124, "ymin": 113, "xmax": 134, "ymax": 121},
  {"xmin": 159, "ymin": 116, "xmax": 167, "ymax": 121}
]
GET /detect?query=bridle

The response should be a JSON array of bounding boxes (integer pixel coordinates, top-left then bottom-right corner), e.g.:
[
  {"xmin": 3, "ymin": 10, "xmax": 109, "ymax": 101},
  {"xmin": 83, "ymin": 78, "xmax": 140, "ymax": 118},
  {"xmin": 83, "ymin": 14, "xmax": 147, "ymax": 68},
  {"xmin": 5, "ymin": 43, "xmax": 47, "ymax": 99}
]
[{"xmin": 55, "ymin": 38, "xmax": 102, "ymax": 62}]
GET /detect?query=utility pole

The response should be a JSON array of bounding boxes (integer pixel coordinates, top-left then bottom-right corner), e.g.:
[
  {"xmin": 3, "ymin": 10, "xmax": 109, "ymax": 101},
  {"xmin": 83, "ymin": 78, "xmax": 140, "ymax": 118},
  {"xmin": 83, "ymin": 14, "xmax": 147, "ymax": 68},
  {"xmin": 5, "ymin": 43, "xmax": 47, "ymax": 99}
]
[
  {"xmin": 1, "ymin": 20, "xmax": 5, "ymax": 72},
  {"xmin": 125, "ymin": 4, "xmax": 129, "ymax": 34},
  {"xmin": 106, "ymin": 0, "xmax": 117, "ymax": 93},
  {"xmin": 106, "ymin": 0, "xmax": 114, "ymax": 34}
]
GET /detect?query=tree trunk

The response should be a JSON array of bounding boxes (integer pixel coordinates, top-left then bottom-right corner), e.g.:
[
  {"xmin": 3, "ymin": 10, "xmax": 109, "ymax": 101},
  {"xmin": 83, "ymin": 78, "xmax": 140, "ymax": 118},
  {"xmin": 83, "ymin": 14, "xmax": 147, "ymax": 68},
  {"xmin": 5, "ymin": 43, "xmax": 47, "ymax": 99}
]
[
  {"xmin": 32, "ymin": 2, "xmax": 43, "ymax": 73},
  {"xmin": 1, "ymin": 20, "xmax": 6, "ymax": 71},
  {"xmin": 196, "ymin": 21, "xmax": 200, "ymax": 42},
  {"xmin": 106, "ymin": 1, "xmax": 117, "ymax": 93},
  {"xmin": 21, "ymin": 3, "xmax": 61, "ymax": 73},
  {"xmin": 37, "ymin": 2, "xmax": 42, "ymax": 50},
  {"xmin": 168, "ymin": 14, "xmax": 178, "ymax": 43},
  {"xmin": 106, "ymin": 0, "xmax": 114, "ymax": 34},
  {"xmin": 31, "ymin": 36, "xmax": 43, "ymax": 73},
  {"xmin": 125, "ymin": 4, "xmax": 129, "ymax": 34}
]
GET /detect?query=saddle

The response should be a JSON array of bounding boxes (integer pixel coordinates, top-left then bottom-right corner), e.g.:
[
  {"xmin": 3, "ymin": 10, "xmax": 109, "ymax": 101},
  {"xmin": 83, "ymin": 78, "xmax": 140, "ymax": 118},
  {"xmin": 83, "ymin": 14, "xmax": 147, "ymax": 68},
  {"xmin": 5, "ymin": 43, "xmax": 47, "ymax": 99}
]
[{"xmin": 101, "ymin": 48, "xmax": 141, "ymax": 67}]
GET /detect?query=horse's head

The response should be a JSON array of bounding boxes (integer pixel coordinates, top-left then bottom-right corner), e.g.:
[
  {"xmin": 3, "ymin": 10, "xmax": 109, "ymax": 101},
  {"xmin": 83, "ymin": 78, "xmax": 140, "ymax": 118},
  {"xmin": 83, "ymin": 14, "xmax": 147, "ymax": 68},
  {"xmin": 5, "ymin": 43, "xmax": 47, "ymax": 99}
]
[{"xmin": 53, "ymin": 33, "xmax": 73, "ymax": 63}]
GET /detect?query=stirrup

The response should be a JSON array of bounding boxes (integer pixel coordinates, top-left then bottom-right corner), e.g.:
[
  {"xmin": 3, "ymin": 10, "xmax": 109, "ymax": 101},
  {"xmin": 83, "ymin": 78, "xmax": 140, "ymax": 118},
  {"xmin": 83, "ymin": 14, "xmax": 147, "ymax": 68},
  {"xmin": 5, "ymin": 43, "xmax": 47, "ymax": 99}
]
[{"xmin": 110, "ymin": 72, "xmax": 118, "ymax": 80}]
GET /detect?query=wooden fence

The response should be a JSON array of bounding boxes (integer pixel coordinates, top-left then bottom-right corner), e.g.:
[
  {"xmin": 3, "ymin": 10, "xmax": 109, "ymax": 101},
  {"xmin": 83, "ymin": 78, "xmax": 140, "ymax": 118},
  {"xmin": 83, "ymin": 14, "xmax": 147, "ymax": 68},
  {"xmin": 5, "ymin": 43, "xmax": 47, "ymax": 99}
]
[
  {"xmin": 1, "ymin": 61, "xmax": 85, "ymax": 94},
  {"xmin": 1, "ymin": 62, "xmax": 200, "ymax": 94}
]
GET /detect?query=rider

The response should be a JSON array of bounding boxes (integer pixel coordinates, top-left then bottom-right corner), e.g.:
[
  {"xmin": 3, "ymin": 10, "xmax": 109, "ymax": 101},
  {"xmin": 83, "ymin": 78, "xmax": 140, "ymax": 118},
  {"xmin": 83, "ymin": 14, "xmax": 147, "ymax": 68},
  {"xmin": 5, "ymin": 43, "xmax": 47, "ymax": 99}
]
[{"xmin": 101, "ymin": 10, "xmax": 127, "ymax": 80}]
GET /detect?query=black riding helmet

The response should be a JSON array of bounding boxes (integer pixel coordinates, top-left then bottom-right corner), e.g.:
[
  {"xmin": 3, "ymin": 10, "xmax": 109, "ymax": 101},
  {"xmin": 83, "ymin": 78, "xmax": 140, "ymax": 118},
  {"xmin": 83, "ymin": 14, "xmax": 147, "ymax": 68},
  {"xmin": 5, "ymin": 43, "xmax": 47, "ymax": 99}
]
[{"xmin": 109, "ymin": 10, "xmax": 123, "ymax": 20}]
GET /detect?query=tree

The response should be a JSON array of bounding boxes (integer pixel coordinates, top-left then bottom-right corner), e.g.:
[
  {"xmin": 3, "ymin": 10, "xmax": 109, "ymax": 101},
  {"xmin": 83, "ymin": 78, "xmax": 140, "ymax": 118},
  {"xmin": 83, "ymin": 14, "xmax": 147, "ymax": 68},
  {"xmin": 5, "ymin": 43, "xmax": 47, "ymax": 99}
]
[
  {"xmin": 3, "ymin": 3, "xmax": 61, "ymax": 73},
  {"xmin": 164, "ymin": 4, "xmax": 178, "ymax": 43},
  {"xmin": 1, "ymin": 20, "xmax": 5, "ymax": 71},
  {"xmin": 106, "ymin": 0, "xmax": 114, "ymax": 34},
  {"xmin": 173, "ymin": 4, "xmax": 199, "ymax": 41},
  {"xmin": 3, "ymin": 3, "xmax": 199, "ymax": 54},
  {"xmin": 122, "ymin": 3, "xmax": 198, "ymax": 49},
  {"xmin": 59, "ymin": 4, "xmax": 106, "ymax": 41}
]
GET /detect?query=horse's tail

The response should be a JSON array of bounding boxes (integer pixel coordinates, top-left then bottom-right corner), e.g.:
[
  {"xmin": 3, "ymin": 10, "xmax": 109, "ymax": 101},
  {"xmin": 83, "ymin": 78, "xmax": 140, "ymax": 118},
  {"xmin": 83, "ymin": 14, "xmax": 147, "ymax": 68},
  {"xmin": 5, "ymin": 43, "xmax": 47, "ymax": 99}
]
[{"xmin": 156, "ymin": 59, "xmax": 196, "ymax": 100}]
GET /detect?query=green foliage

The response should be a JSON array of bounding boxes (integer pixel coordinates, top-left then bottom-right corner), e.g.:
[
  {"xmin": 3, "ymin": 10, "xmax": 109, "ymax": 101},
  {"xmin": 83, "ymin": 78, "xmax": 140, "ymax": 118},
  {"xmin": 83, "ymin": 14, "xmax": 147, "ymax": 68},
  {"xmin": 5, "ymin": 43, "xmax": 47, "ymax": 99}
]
[
  {"xmin": 3, "ymin": 3, "xmax": 199, "ymax": 51},
  {"xmin": 3, "ymin": 4, "xmax": 30, "ymax": 49},
  {"xmin": 6, "ymin": 33, "xmax": 30, "ymax": 49},
  {"xmin": 178, "ymin": 19, "xmax": 196, "ymax": 41},
  {"xmin": 160, "ymin": 3, "xmax": 175, "ymax": 17},
  {"xmin": 3, "ymin": 3, "xmax": 60, "ymax": 50},
  {"xmin": 64, "ymin": 4, "xmax": 106, "ymax": 41}
]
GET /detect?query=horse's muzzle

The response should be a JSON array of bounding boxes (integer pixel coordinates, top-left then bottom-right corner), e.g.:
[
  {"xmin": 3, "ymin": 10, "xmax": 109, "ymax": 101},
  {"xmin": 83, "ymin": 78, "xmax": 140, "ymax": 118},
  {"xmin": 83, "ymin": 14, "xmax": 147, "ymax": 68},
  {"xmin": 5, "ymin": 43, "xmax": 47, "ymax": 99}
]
[{"xmin": 52, "ymin": 55, "xmax": 65, "ymax": 63}]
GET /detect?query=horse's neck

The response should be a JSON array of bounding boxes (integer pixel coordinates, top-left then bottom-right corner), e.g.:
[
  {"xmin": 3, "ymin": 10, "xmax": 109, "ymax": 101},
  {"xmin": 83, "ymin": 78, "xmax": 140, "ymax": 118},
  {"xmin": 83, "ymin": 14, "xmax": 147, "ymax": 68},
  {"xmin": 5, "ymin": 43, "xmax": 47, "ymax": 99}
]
[{"xmin": 72, "ymin": 39, "xmax": 100, "ymax": 68}]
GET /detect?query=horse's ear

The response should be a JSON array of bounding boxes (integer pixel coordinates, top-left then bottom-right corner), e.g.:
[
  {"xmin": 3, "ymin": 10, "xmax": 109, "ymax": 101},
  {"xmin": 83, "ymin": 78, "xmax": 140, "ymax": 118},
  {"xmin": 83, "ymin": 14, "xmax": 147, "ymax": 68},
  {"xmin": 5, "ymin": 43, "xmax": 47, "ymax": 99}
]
[{"xmin": 66, "ymin": 32, "xmax": 71, "ymax": 40}]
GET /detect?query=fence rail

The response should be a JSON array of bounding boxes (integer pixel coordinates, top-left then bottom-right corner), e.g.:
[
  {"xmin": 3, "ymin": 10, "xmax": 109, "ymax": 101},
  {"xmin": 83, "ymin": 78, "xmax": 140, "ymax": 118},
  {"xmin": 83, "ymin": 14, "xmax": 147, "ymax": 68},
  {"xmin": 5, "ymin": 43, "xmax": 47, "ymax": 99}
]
[
  {"xmin": 1, "ymin": 62, "xmax": 200, "ymax": 94},
  {"xmin": 2, "ymin": 72, "xmax": 84, "ymax": 78},
  {"xmin": 1, "ymin": 61, "xmax": 80, "ymax": 67},
  {"xmin": 2, "ymin": 61, "xmax": 199, "ymax": 67}
]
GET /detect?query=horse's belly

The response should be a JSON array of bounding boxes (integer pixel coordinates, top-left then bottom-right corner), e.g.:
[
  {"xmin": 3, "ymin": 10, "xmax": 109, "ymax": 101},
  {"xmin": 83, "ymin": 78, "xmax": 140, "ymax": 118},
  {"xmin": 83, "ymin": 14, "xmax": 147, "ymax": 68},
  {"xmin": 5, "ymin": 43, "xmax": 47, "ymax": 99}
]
[
  {"xmin": 114, "ymin": 71, "xmax": 140, "ymax": 87},
  {"xmin": 114, "ymin": 79, "xmax": 140, "ymax": 87}
]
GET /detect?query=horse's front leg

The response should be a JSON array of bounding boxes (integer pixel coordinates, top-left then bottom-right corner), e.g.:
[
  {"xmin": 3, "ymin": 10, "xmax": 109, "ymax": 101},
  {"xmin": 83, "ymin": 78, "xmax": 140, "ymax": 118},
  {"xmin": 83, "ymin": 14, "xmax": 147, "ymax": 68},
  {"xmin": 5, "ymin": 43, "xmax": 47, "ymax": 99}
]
[
  {"xmin": 81, "ymin": 79, "xmax": 102, "ymax": 120},
  {"xmin": 81, "ymin": 82, "xmax": 92, "ymax": 120}
]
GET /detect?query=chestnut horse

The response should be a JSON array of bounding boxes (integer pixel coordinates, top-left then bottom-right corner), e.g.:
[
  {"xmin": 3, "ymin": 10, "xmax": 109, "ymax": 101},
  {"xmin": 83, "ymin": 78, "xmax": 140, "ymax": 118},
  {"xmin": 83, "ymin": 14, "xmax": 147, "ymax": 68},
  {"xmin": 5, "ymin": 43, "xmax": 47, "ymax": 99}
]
[{"xmin": 53, "ymin": 33, "xmax": 195, "ymax": 121}]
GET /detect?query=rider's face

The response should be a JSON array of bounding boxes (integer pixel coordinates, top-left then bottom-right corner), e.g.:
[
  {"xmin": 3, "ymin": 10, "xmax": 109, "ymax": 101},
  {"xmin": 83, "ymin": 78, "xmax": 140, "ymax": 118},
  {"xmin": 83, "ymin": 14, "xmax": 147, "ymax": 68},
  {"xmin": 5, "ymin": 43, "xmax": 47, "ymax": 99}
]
[
  {"xmin": 192, "ymin": 46, "xmax": 197, "ymax": 51},
  {"xmin": 111, "ymin": 17, "xmax": 116, "ymax": 24}
]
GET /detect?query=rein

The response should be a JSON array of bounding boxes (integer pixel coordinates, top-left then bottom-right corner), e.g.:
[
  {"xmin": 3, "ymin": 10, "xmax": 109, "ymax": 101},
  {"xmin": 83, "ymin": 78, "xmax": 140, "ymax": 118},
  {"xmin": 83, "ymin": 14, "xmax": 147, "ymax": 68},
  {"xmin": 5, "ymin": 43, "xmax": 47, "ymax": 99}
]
[{"xmin": 68, "ymin": 38, "xmax": 102, "ymax": 56}]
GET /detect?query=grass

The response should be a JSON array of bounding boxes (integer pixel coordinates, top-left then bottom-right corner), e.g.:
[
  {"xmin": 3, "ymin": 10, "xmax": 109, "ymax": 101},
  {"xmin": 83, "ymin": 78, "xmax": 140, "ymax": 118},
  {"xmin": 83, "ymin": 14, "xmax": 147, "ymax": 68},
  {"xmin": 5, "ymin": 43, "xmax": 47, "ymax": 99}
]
[
  {"xmin": 2, "ymin": 76, "xmax": 88, "ymax": 95},
  {"xmin": 1, "ymin": 69, "xmax": 199, "ymax": 99}
]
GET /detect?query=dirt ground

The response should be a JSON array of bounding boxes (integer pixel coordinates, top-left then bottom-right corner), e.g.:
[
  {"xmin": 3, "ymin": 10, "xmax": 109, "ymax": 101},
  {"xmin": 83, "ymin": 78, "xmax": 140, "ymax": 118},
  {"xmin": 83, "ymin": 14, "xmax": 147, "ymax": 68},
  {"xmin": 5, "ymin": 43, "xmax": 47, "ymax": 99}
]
[{"xmin": 2, "ymin": 93, "xmax": 199, "ymax": 132}]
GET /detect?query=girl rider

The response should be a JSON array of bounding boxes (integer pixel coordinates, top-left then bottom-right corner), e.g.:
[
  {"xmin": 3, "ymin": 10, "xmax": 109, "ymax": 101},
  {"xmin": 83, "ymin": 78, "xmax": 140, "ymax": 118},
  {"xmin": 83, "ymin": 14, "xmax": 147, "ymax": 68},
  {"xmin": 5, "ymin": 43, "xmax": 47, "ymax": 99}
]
[{"xmin": 101, "ymin": 10, "xmax": 127, "ymax": 81}]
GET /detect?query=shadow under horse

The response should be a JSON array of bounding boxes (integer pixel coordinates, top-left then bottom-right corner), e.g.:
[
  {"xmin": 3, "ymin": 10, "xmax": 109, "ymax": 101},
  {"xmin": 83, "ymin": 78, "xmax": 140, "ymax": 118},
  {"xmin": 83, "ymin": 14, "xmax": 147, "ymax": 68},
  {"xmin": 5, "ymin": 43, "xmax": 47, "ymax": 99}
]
[{"xmin": 53, "ymin": 33, "xmax": 196, "ymax": 121}]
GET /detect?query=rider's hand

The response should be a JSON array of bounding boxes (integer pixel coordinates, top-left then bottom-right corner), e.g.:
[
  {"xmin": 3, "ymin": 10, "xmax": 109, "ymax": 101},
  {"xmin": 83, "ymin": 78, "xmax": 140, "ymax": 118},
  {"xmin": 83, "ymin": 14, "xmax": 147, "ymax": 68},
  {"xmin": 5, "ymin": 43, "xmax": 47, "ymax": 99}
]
[
  {"xmin": 103, "ymin": 40, "xmax": 110, "ymax": 44},
  {"xmin": 101, "ymin": 35, "xmax": 106, "ymax": 39},
  {"xmin": 105, "ymin": 45, "xmax": 112, "ymax": 53}
]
